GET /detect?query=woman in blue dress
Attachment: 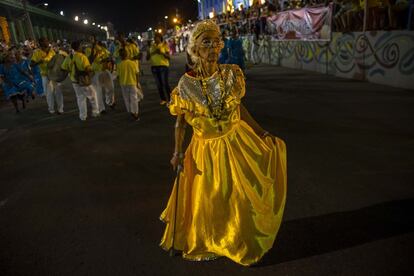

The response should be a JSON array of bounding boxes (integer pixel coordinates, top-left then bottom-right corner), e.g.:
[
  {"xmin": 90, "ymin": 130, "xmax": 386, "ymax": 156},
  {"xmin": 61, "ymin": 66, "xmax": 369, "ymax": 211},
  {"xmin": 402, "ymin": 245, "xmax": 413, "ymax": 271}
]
[
  {"xmin": 26, "ymin": 47, "xmax": 44, "ymax": 97},
  {"xmin": 227, "ymin": 29, "xmax": 245, "ymax": 70},
  {"xmin": 0, "ymin": 53, "xmax": 27, "ymax": 112},
  {"xmin": 15, "ymin": 49, "xmax": 36, "ymax": 100}
]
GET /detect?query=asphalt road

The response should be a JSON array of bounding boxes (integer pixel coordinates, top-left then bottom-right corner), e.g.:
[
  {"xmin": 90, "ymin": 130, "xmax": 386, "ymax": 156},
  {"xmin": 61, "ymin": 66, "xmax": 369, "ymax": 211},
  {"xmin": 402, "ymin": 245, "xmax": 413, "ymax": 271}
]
[{"xmin": 0, "ymin": 54, "xmax": 413, "ymax": 276}]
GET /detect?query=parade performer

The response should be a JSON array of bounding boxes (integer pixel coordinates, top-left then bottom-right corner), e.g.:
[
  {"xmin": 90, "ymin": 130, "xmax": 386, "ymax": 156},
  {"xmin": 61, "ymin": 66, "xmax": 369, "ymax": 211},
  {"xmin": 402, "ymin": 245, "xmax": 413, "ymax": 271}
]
[
  {"xmin": 46, "ymin": 44, "xmax": 69, "ymax": 114},
  {"xmin": 0, "ymin": 53, "xmax": 30, "ymax": 112},
  {"xmin": 15, "ymin": 49, "xmax": 36, "ymax": 101},
  {"xmin": 117, "ymin": 48, "xmax": 143, "ymax": 121},
  {"xmin": 31, "ymin": 37, "xmax": 57, "ymax": 114},
  {"xmin": 160, "ymin": 20, "xmax": 287, "ymax": 266},
  {"xmin": 61, "ymin": 41, "xmax": 99, "ymax": 121},
  {"xmin": 87, "ymin": 38, "xmax": 115, "ymax": 112},
  {"xmin": 114, "ymin": 32, "xmax": 140, "ymax": 67}
]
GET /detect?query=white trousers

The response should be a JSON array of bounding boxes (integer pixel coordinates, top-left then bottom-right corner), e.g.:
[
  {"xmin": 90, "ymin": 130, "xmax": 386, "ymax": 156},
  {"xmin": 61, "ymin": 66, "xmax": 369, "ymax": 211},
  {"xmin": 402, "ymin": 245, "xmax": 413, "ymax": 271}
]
[
  {"xmin": 72, "ymin": 83, "xmax": 99, "ymax": 120},
  {"xmin": 121, "ymin": 85, "xmax": 140, "ymax": 115},
  {"xmin": 43, "ymin": 76, "xmax": 64, "ymax": 113},
  {"xmin": 93, "ymin": 71, "xmax": 115, "ymax": 111},
  {"xmin": 92, "ymin": 73, "xmax": 105, "ymax": 112}
]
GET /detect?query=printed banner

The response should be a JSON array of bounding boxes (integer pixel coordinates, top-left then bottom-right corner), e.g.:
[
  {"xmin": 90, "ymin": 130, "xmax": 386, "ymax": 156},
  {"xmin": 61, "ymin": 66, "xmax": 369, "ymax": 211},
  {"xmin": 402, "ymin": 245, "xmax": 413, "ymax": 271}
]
[{"xmin": 268, "ymin": 4, "xmax": 333, "ymax": 41}]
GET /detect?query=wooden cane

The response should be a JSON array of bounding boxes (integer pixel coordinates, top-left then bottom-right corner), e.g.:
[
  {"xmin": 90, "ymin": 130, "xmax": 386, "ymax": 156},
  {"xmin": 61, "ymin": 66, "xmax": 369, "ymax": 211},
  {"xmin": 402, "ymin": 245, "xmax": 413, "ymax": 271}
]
[{"xmin": 169, "ymin": 163, "xmax": 183, "ymax": 257}]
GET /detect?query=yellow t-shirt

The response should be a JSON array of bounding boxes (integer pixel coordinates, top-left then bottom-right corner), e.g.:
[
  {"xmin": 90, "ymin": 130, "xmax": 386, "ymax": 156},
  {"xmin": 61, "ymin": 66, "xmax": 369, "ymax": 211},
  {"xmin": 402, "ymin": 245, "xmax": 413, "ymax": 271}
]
[
  {"xmin": 117, "ymin": 59, "xmax": 139, "ymax": 86},
  {"xmin": 150, "ymin": 42, "xmax": 170, "ymax": 67},
  {"xmin": 114, "ymin": 42, "xmax": 140, "ymax": 66},
  {"xmin": 31, "ymin": 48, "xmax": 56, "ymax": 76},
  {"xmin": 89, "ymin": 45, "xmax": 110, "ymax": 73},
  {"xmin": 61, "ymin": 52, "xmax": 91, "ymax": 82}
]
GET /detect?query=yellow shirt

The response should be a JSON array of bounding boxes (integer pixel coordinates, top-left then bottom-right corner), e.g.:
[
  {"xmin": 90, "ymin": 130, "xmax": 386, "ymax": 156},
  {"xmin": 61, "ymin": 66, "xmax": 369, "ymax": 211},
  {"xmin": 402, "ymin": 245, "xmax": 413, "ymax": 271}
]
[
  {"xmin": 88, "ymin": 45, "xmax": 110, "ymax": 73},
  {"xmin": 31, "ymin": 48, "xmax": 56, "ymax": 76},
  {"xmin": 61, "ymin": 52, "xmax": 91, "ymax": 82},
  {"xmin": 117, "ymin": 59, "xmax": 139, "ymax": 86},
  {"xmin": 150, "ymin": 42, "xmax": 170, "ymax": 67},
  {"xmin": 114, "ymin": 42, "xmax": 140, "ymax": 66}
]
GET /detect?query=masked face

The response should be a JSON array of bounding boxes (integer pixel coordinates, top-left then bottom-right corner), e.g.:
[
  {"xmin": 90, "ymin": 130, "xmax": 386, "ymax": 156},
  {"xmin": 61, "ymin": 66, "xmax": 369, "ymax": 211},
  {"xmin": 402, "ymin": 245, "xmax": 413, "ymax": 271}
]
[{"xmin": 195, "ymin": 30, "xmax": 223, "ymax": 64}]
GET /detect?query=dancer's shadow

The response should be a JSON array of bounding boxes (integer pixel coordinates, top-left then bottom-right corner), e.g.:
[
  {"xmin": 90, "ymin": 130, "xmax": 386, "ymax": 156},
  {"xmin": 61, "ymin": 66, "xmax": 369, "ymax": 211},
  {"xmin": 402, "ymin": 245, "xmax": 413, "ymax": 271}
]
[{"xmin": 259, "ymin": 198, "xmax": 414, "ymax": 266}]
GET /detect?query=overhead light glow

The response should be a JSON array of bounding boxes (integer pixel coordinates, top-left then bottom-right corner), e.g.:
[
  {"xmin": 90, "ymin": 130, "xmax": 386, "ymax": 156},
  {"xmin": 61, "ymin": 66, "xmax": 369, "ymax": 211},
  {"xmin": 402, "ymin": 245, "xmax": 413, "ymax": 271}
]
[
  {"xmin": 83, "ymin": 19, "xmax": 89, "ymax": 25},
  {"xmin": 74, "ymin": 16, "xmax": 79, "ymax": 21}
]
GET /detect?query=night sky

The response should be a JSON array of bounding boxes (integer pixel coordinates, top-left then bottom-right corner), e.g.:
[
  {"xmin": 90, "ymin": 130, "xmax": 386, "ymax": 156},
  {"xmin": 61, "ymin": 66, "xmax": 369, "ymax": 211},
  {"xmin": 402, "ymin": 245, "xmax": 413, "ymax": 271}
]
[{"xmin": 31, "ymin": 0, "xmax": 199, "ymax": 32}]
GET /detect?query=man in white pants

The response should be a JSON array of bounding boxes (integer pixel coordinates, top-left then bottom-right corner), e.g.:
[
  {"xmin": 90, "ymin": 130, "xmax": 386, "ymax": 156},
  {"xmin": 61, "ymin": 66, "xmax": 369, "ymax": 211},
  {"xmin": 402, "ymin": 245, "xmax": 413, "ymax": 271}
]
[
  {"xmin": 87, "ymin": 38, "xmax": 114, "ymax": 113},
  {"xmin": 31, "ymin": 37, "xmax": 61, "ymax": 114},
  {"xmin": 94, "ymin": 48, "xmax": 115, "ymax": 111},
  {"xmin": 46, "ymin": 45, "xmax": 71, "ymax": 114},
  {"xmin": 46, "ymin": 81, "xmax": 64, "ymax": 114},
  {"xmin": 117, "ymin": 48, "xmax": 143, "ymax": 120},
  {"xmin": 61, "ymin": 41, "xmax": 99, "ymax": 121}
]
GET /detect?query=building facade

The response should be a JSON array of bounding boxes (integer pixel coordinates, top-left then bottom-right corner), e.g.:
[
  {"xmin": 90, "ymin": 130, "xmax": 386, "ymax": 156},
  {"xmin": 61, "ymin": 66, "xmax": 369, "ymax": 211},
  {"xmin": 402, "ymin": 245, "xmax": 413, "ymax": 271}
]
[{"xmin": 0, "ymin": 0, "xmax": 105, "ymax": 44}]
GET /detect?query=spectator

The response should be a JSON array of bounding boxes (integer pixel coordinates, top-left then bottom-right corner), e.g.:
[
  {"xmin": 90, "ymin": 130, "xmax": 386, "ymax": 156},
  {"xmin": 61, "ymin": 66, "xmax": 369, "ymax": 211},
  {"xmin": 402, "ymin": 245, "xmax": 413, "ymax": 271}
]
[{"xmin": 148, "ymin": 33, "xmax": 171, "ymax": 105}]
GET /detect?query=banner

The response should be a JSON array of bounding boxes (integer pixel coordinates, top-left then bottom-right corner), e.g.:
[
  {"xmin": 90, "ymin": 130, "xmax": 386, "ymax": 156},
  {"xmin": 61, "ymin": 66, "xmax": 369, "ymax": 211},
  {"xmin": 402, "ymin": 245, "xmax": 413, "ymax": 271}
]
[{"xmin": 267, "ymin": 4, "xmax": 333, "ymax": 41}]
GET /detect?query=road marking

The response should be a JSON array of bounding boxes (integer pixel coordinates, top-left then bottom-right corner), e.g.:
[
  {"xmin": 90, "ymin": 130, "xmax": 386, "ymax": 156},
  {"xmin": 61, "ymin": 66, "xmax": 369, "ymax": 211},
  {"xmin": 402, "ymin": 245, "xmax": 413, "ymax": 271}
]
[{"xmin": 0, "ymin": 199, "xmax": 8, "ymax": 208}]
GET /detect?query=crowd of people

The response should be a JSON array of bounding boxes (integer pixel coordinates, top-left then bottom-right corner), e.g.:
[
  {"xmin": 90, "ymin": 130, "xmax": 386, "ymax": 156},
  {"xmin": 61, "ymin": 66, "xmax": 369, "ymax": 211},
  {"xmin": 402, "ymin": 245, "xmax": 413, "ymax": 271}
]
[
  {"xmin": 0, "ymin": 32, "xmax": 174, "ymax": 121},
  {"xmin": 193, "ymin": 0, "xmax": 413, "ymax": 36}
]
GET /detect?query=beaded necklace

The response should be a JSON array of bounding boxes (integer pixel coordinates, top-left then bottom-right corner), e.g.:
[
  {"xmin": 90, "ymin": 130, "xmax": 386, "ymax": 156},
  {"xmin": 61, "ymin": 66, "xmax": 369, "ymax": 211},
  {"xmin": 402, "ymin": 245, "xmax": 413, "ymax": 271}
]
[{"xmin": 198, "ymin": 67, "xmax": 227, "ymax": 132}]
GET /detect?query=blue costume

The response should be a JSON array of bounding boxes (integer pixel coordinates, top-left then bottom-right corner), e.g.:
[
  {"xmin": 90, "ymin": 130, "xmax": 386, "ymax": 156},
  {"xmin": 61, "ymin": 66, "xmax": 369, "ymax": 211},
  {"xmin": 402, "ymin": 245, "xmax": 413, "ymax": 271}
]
[
  {"xmin": 218, "ymin": 38, "xmax": 229, "ymax": 64},
  {"xmin": 31, "ymin": 63, "xmax": 44, "ymax": 96},
  {"xmin": 16, "ymin": 59, "xmax": 35, "ymax": 97},
  {"xmin": 227, "ymin": 38, "xmax": 245, "ymax": 70},
  {"xmin": 0, "ymin": 63, "xmax": 29, "ymax": 100}
]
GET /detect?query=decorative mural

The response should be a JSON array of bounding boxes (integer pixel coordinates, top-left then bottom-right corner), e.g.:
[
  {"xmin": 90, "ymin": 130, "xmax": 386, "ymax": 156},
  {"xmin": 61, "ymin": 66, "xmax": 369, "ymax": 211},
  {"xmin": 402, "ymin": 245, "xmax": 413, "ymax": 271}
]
[{"xmin": 242, "ymin": 31, "xmax": 414, "ymax": 90}]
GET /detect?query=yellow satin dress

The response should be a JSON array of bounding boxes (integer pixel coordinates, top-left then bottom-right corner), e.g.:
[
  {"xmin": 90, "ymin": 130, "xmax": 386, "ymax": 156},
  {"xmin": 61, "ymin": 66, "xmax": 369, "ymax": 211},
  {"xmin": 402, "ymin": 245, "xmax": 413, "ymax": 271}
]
[{"xmin": 160, "ymin": 64, "xmax": 287, "ymax": 266}]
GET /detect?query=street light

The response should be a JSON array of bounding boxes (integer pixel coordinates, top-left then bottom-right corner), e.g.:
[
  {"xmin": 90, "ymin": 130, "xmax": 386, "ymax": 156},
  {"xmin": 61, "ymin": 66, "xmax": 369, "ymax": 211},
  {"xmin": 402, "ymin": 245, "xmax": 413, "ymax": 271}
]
[
  {"xmin": 164, "ymin": 16, "xmax": 168, "ymax": 19},
  {"xmin": 92, "ymin": 22, "xmax": 96, "ymax": 25},
  {"xmin": 59, "ymin": 10, "xmax": 64, "ymax": 16},
  {"xmin": 74, "ymin": 15, "xmax": 79, "ymax": 21},
  {"xmin": 43, "ymin": 3, "xmax": 48, "ymax": 7},
  {"xmin": 98, "ymin": 24, "xmax": 101, "ymax": 27},
  {"xmin": 173, "ymin": 17, "xmax": 178, "ymax": 24},
  {"xmin": 83, "ymin": 19, "xmax": 88, "ymax": 25}
]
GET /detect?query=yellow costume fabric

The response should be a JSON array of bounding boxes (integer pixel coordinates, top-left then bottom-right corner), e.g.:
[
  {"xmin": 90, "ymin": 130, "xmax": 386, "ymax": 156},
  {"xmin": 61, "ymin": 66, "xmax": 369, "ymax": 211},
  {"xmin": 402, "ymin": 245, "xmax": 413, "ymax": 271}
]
[
  {"xmin": 150, "ymin": 42, "xmax": 170, "ymax": 67},
  {"xmin": 114, "ymin": 42, "xmax": 140, "ymax": 69},
  {"xmin": 86, "ymin": 45, "xmax": 111, "ymax": 73},
  {"xmin": 117, "ymin": 59, "xmax": 138, "ymax": 86},
  {"xmin": 61, "ymin": 52, "xmax": 91, "ymax": 82},
  {"xmin": 31, "ymin": 48, "xmax": 56, "ymax": 76},
  {"xmin": 160, "ymin": 64, "xmax": 287, "ymax": 266}
]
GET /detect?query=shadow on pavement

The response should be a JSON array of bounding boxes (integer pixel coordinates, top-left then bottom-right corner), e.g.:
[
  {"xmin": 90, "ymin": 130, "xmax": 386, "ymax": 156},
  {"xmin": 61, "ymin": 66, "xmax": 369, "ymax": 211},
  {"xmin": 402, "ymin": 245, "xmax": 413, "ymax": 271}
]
[{"xmin": 259, "ymin": 198, "xmax": 414, "ymax": 266}]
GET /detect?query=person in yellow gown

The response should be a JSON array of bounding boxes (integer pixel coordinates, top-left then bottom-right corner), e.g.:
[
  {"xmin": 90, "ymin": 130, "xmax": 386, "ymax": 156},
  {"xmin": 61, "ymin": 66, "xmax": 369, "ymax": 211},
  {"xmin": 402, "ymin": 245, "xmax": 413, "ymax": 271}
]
[{"xmin": 159, "ymin": 20, "xmax": 287, "ymax": 266}]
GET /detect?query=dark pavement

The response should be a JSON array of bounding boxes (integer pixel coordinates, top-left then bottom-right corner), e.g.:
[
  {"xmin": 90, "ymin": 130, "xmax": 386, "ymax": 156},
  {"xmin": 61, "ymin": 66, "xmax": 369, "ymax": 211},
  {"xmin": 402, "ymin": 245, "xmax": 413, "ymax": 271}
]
[{"xmin": 0, "ymin": 54, "xmax": 413, "ymax": 275}]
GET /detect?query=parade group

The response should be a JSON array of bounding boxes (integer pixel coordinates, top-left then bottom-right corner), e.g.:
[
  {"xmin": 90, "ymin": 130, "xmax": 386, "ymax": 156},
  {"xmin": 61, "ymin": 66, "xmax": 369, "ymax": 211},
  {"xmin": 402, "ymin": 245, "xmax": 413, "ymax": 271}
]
[
  {"xmin": 0, "ymin": 28, "xmax": 246, "ymax": 121},
  {"xmin": 0, "ymin": 32, "xmax": 171, "ymax": 121}
]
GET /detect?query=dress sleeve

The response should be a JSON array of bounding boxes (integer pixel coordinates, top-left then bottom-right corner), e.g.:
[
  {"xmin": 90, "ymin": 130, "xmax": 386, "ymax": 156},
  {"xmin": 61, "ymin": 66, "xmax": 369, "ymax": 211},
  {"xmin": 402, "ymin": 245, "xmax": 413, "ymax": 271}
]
[
  {"xmin": 232, "ymin": 64, "xmax": 246, "ymax": 100},
  {"xmin": 168, "ymin": 87, "xmax": 185, "ymax": 116}
]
